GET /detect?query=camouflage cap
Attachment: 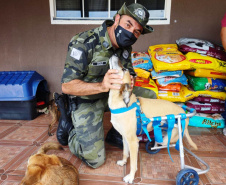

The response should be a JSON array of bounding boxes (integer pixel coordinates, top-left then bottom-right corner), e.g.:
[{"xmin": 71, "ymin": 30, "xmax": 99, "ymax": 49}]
[{"xmin": 116, "ymin": 3, "xmax": 153, "ymax": 34}]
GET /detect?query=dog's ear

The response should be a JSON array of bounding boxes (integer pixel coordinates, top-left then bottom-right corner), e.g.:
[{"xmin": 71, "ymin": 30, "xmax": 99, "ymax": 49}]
[{"xmin": 120, "ymin": 83, "xmax": 131, "ymax": 107}]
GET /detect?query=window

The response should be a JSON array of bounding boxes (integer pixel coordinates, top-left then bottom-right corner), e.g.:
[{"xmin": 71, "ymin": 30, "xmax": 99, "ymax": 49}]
[{"xmin": 49, "ymin": 0, "xmax": 171, "ymax": 25}]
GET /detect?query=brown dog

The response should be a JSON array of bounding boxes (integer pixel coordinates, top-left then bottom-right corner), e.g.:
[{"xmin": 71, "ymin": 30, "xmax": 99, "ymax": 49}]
[
  {"xmin": 20, "ymin": 142, "xmax": 79, "ymax": 185},
  {"xmin": 108, "ymin": 55, "xmax": 197, "ymax": 184}
]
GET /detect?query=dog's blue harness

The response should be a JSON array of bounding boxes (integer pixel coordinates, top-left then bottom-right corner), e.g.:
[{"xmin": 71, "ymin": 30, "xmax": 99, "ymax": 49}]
[{"xmin": 110, "ymin": 99, "xmax": 187, "ymax": 162}]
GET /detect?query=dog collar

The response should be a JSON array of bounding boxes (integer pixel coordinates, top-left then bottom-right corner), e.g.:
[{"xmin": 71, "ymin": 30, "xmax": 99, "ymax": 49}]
[{"xmin": 110, "ymin": 102, "xmax": 138, "ymax": 114}]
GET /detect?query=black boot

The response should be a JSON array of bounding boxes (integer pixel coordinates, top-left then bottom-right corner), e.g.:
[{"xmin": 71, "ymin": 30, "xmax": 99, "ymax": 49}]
[
  {"xmin": 54, "ymin": 93, "xmax": 74, "ymax": 146},
  {"xmin": 57, "ymin": 117, "xmax": 74, "ymax": 146},
  {"xmin": 105, "ymin": 126, "xmax": 123, "ymax": 149}
]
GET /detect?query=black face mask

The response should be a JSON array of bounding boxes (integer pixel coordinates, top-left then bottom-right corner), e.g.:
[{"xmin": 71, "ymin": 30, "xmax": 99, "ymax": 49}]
[{"xmin": 115, "ymin": 25, "xmax": 137, "ymax": 48}]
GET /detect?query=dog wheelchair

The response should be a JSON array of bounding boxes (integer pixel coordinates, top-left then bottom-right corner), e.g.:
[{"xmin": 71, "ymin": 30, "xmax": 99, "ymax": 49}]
[{"xmin": 140, "ymin": 105, "xmax": 210, "ymax": 185}]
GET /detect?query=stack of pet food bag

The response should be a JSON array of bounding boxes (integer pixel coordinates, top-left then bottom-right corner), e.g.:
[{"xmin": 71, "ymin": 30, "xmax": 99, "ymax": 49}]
[
  {"xmin": 176, "ymin": 38, "xmax": 226, "ymax": 129},
  {"xmin": 132, "ymin": 38, "xmax": 226, "ymax": 132},
  {"xmin": 131, "ymin": 51, "xmax": 158, "ymax": 98}
]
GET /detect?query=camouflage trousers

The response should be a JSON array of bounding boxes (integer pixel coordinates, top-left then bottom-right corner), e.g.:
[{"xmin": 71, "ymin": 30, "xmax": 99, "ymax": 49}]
[{"xmin": 68, "ymin": 86, "xmax": 156, "ymax": 168}]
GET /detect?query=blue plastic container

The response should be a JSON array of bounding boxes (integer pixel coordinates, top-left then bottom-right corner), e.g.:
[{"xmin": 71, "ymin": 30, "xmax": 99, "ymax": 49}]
[{"xmin": 0, "ymin": 71, "xmax": 49, "ymax": 120}]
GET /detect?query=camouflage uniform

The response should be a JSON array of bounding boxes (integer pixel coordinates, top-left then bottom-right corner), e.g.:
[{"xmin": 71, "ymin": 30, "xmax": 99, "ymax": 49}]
[{"xmin": 62, "ymin": 19, "xmax": 156, "ymax": 168}]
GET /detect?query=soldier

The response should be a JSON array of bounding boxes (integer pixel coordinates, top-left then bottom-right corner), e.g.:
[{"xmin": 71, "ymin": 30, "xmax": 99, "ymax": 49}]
[{"xmin": 60, "ymin": 3, "xmax": 156, "ymax": 168}]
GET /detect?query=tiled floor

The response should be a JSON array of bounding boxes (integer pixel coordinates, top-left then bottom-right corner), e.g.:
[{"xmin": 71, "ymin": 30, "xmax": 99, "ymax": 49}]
[{"xmin": 0, "ymin": 112, "xmax": 225, "ymax": 185}]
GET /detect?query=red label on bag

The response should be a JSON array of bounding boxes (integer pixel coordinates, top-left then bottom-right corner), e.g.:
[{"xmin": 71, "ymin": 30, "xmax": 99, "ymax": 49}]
[
  {"xmin": 210, "ymin": 71, "xmax": 226, "ymax": 76},
  {"xmin": 189, "ymin": 59, "xmax": 212, "ymax": 64}
]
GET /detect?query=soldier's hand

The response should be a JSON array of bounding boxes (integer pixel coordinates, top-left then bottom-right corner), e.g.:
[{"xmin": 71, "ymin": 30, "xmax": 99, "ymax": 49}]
[{"xmin": 101, "ymin": 69, "xmax": 123, "ymax": 92}]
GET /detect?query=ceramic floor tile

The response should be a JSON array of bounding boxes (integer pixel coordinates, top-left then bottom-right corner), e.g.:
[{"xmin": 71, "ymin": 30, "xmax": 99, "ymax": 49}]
[
  {"xmin": 184, "ymin": 135, "xmax": 226, "ymax": 152},
  {"xmin": 2, "ymin": 126, "xmax": 47, "ymax": 141},
  {"xmin": 141, "ymin": 153, "xmax": 183, "ymax": 180},
  {"xmin": 24, "ymin": 114, "xmax": 53, "ymax": 126},
  {"xmin": 0, "ymin": 126, "xmax": 11, "ymax": 134},
  {"xmin": 79, "ymin": 151, "xmax": 124, "ymax": 177},
  {"xmin": 0, "ymin": 120, "xmax": 20, "ymax": 124},
  {"xmin": 0, "ymin": 146, "xmax": 26, "ymax": 169},
  {"xmin": 188, "ymin": 126, "xmax": 211, "ymax": 135},
  {"xmin": 197, "ymin": 157, "xmax": 226, "ymax": 184},
  {"xmin": 45, "ymin": 133, "xmax": 59, "ymax": 143},
  {"xmin": 0, "ymin": 113, "xmax": 225, "ymax": 185},
  {"xmin": 1, "ymin": 181, "xmax": 21, "ymax": 185},
  {"xmin": 2, "ymin": 181, "xmax": 19, "ymax": 185},
  {"xmin": 1, "ymin": 174, "xmax": 23, "ymax": 184}
]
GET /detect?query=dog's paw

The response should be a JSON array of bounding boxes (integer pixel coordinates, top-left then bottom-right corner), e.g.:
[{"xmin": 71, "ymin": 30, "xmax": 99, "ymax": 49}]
[
  {"xmin": 123, "ymin": 174, "xmax": 134, "ymax": 184},
  {"xmin": 117, "ymin": 160, "xmax": 126, "ymax": 166}
]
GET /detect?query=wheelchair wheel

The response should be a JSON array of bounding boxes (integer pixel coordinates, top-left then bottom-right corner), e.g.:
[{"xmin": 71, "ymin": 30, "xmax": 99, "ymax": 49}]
[
  {"xmin": 145, "ymin": 139, "xmax": 161, "ymax": 154},
  {"xmin": 176, "ymin": 168, "xmax": 199, "ymax": 185}
]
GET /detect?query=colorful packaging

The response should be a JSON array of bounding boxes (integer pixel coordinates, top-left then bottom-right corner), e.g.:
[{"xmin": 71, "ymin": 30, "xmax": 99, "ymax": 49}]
[
  {"xmin": 192, "ymin": 97, "xmax": 225, "ymax": 104},
  {"xmin": 158, "ymin": 85, "xmax": 196, "ymax": 102},
  {"xmin": 157, "ymin": 82, "xmax": 181, "ymax": 92},
  {"xmin": 135, "ymin": 77, "xmax": 158, "ymax": 96},
  {"xmin": 176, "ymin": 38, "xmax": 226, "ymax": 61},
  {"xmin": 186, "ymin": 101, "xmax": 225, "ymax": 114},
  {"xmin": 131, "ymin": 51, "xmax": 153, "ymax": 71},
  {"xmin": 185, "ymin": 69, "xmax": 226, "ymax": 80},
  {"xmin": 148, "ymin": 44, "xmax": 191, "ymax": 72},
  {"xmin": 189, "ymin": 113, "xmax": 225, "ymax": 128},
  {"xmin": 186, "ymin": 52, "xmax": 226, "ymax": 73},
  {"xmin": 151, "ymin": 70, "xmax": 183, "ymax": 79},
  {"xmin": 186, "ymin": 75, "xmax": 226, "ymax": 91},
  {"xmin": 156, "ymin": 74, "xmax": 188, "ymax": 86},
  {"xmin": 182, "ymin": 85, "xmax": 198, "ymax": 101},
  {"xmin": 134, "ymin": 68, "xmax": 151, "ymax": 79},
  {"xmin": 196, "ymin": 90, "xmax": 226, "ymax": 100}
]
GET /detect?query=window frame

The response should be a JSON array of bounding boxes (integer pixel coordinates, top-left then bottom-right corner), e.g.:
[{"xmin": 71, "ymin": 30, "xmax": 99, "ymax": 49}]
[{"xmin": 49, "ymin": 0, "xmax": 171, "ymax": 25}]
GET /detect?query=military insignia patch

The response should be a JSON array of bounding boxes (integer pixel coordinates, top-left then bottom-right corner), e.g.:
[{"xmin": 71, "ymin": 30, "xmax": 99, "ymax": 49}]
[
  {"xmin": 70, "ymin": 48, "xmax": 82, "ymax": 60},
  {"xmin": 123, "ymin": 50, "xmax": 129, "ymax": 59},
  {"xmin": 134, "ymin": 8, "xmax": 146, "ymax": 20}
]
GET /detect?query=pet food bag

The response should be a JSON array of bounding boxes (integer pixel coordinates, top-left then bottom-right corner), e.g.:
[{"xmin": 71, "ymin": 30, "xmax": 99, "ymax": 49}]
[
  {"xmin": 186, "ymin": 52, "xmax": 226, "ymax": 73},
  {"xmin": 176, "ymin": 38, "xmax": 226, "ymax": 61},
  {"xmin": 185, "ymin": 69, "xmax": 226, "ymax": 80},
  {"xmin": 186, "ymin": 75, "xmax": 226, "ymax": 91},
  {"xmin": 156, "ymin": 74, "xmax": 188, "ymax": 86},
  {"xmin": 148, "ymin": 44, "xmax": 191, "ymax": 72},
  {"xmin": 192, "ymin": 96, "xmax": 225, "ymax": 104},
  {"xmin": 186, "ymin": 101, "xmax": 225, "ymax": 114},
  {"xmin": 151, "ymin": 70, "xmax": 183, "ymax": 79},
  {"xmin": 134, "ymin": 68, "xmax": 151, "ymax": 79},
  {"xmin": 158, "ymin": 85, "xmax": 197, "ymax": 102},
  {"xmin": 189, "ymin": 113, "xmax": 225, "ymax": 128},
  {"xmin": 196, "ymin": 90, "xmax": 226, "ymax": 100},
  {"xmin": 135, "ymin": 77, "xmax": 158, "ymax": 96},
  {"xmin": 156, "ymin": 82, "xmax": 182, "ymax": 92},
  {"xmin": 131, "ymin": 51, "xmax": 153, "ymax": 71}
]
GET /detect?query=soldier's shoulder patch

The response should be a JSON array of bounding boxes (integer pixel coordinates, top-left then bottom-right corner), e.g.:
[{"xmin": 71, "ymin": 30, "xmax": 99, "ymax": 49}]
[{"xmin": 70, "ymin": 48, "xmax": 83, "ymax": 60}]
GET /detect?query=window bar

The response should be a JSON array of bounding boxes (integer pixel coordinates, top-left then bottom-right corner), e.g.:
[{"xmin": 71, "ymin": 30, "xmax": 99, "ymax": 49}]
[
  {"xmin": 164, "ymin": 0, "xmax": 166, "ymax": 19},
  {"xmin": 82, "ymin": 0, "xmax": 84, "ymax": 18},
  {"xmin": 108, "ymin": 0, "xmax": 111, "ymax": 18},
  {"xmin": 53, "ymin": 0, "xmax": 57, "ymax": 18}
]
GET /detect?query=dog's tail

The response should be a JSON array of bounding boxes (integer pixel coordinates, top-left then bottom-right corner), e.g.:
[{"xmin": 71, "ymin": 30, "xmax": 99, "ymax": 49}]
[
  {"xmin": 184, "ymin": 128, "xmax": 198, "ymax": 150},
  {"xmin": 37, "ymin": 142, "xmax": 64, "ymax": 154}
]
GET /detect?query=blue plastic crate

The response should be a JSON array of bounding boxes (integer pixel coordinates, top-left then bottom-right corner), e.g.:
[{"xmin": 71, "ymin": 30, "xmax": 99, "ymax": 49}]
[{"xmin": 0, "ymin": 71, "xmax": 45, "ymax": 101}]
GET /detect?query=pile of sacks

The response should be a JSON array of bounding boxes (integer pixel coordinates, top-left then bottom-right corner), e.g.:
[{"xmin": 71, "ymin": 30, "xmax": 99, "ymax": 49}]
[{"xmin": 132, "ymin": 38, "xmax": 226, "ymax": 129}]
